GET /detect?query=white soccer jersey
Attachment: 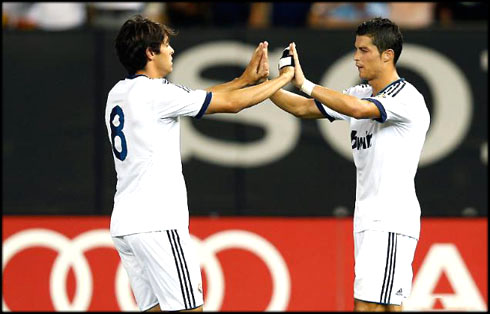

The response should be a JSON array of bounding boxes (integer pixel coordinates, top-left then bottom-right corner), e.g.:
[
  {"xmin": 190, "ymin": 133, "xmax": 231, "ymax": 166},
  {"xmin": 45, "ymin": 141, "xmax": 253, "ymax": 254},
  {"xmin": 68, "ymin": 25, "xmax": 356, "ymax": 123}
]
[
  {"xmin": 105, "ymin": 74, "xmax": 212, "ymax": 236},
  {"xmin": 316, "ymin": 78, "xmax": 430, "ymax": 239}
]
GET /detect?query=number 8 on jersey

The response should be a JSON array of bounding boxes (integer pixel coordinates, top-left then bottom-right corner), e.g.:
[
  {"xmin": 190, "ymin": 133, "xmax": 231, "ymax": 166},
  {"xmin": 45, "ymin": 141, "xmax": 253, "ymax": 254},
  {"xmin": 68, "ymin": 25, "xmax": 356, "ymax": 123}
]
[{"xmin": 110, "ymin": 105, "xmax": 128, "ymax": 161}]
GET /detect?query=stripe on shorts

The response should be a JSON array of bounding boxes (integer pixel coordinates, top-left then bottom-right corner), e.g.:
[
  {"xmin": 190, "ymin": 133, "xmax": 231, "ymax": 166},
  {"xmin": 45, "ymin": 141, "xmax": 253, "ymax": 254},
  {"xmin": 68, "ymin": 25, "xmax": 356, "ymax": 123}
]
[
  {"xmin": 380, "ymin": 232, "xmax": 398, "ymax": 304},
  {"xmin": 166, "ymin": 230, "xmax": 195, "ymax": 309},
  {"xmin": 173, "ymin": 230, "xmax": 196, "ymax": 308}
]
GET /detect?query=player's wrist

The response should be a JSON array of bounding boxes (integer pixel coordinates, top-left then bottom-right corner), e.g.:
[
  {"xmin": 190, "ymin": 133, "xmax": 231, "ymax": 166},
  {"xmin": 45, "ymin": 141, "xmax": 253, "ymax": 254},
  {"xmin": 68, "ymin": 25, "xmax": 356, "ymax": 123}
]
[
  {"xmin": 300, "ymin": 79, "xmax": 315, "ymax": 96},
  {"xmin": 236, "ymin": 74, "xmax": 251, "ymax": 87},
  {"xmin": 257, "ymin": 77, "xmax": 268, "ymax": 84},
  {"xmin": 279, "ymin": 69, "xmax": 293, "ymax": 80},
  {"xmin": 278, "ymin": 47, "xmax": 294, "ymax": 71}
]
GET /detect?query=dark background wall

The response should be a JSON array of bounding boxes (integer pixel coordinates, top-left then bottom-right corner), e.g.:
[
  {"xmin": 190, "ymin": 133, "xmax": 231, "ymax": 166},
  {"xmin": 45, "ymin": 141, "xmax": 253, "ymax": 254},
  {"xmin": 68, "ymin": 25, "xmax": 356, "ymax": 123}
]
[{"xmin": 2, "ymin": 27, "xmax": 487, "ymax": 217}]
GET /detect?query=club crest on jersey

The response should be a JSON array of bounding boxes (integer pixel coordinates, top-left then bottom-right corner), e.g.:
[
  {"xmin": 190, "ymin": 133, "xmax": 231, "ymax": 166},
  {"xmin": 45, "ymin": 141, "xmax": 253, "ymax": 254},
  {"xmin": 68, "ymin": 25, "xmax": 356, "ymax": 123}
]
[{"xmin": 351, "ymin": 130, "xmax": 373, "ymax": 150}]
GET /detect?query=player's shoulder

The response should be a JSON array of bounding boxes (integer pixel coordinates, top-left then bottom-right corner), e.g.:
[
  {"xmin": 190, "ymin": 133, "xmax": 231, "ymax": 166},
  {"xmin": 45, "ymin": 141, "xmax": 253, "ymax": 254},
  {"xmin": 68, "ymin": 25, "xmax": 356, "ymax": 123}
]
[
  {"xmin": 159, "ymin": 78, "xmax": 173, "ymax": 86},
  {"xmin": 402, "ymin": 80, "xmax": 423, "ymax": 98},
  {"xmin": 382, "ymin": 79, "xmax": 416, "ymax": 97},
  {"xmin": 107, "ymin": 78, "xmax": 132, "ymax": 98},
  {"xmin": 376, "ymin": 79, "xmax": 423, "ymax": 103},
  {"xmin": 341, "ymin": 79, "xmax": 424, "ymax": 103},
  {"xmin": 129, "ymin": 76, "xmax": 176, "ymax": 95},
  {"xmin": 380, "ymin": 80, "xmax": 429, "ymax": 119},
  {"xmin": 157, "ymin": 78, "xmax": 194, "ymax": 93},
  {"xmin": 342, "ymin": 82, "xmax": 372, "ymax": 97}
]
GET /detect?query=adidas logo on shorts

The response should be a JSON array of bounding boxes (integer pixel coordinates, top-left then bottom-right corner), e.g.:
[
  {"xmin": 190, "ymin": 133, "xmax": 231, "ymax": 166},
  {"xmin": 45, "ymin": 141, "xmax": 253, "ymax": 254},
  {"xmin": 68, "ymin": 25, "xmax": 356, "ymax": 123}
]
[{"xmin": 395, "ymin": 288, "xmax": 403, "ymax": 296}]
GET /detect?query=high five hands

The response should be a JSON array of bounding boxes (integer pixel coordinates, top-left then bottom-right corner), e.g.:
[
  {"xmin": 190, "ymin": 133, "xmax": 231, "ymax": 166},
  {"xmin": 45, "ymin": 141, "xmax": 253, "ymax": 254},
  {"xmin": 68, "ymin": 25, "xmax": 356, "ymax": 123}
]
[
  {"xmin": 243, "ymin": 41, "xmax": 304, "ymax": 85},
  {"xmin": 288, "ymin": 43, "xmax": 306, "ymax": 88},
  {"xmin": 242, "ymin": 41, "xmax": 270, "ymax": 85},
  {"xmin": 257, "ymin": 42, "xmax": 303, "ymax": 85},
  {"xmin": 282, "ymin": 42, "xmax": 315, "ymax": 96}
]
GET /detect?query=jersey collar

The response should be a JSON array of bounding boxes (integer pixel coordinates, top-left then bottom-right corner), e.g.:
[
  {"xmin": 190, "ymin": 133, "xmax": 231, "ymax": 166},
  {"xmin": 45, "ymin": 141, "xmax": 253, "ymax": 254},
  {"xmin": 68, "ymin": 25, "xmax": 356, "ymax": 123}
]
[
  {"xmin": 127, "ymin": 74, "xmax": 148, "ymax": 80},
  {"xmin": 372, "ymin": 77, "xmax": 405, "ymax": 96}
]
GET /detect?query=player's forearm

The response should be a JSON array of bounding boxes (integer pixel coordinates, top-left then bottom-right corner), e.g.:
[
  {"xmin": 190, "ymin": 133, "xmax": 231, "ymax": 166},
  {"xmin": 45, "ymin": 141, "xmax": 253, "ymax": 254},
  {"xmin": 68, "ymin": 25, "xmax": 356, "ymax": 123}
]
[
  {"xmin": 205, "ymin": 76, "xmax": 248, "ymax": 92},
  {"xmin": 270, "ymin": 89, "xmax": 304, "ymax": 117},
  {"xmin": 271, "ymin": 89, "xmax": 324, "ymax": 119},
  {"xmin": 311, "ymin": 84, "xmax": 363, "ymax": 118},
  {"xmin": 226, "ymin": 74, "xmax": 291, "ymax": 112}
]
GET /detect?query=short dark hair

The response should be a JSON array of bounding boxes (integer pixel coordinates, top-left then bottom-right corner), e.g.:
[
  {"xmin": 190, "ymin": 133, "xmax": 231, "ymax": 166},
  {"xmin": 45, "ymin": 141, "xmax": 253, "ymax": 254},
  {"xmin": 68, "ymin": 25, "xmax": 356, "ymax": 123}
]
[
  {"xmin": 356, "ymin": 17, "xmax": 403, "ymax": 65},
  {"xmin": 115, "ymin": 15, "xmax": 176, "ymax": 75}
]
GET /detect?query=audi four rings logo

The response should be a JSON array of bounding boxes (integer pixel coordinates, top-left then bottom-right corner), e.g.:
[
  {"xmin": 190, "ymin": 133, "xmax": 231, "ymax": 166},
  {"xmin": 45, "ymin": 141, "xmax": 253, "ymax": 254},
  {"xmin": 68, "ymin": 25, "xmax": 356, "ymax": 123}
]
[{"xmin": 2, "ymin": 229, "xmax": 291, "ymax": 311}]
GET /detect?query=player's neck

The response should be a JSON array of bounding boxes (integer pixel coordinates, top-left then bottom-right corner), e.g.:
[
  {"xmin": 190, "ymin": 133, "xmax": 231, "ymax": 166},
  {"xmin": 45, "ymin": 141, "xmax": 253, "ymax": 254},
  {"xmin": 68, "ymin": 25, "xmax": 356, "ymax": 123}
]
[
  {"xmin": 369, "ymin": 69, "xmax": 400, "ymax": 96},
  {"xmin": 136, "ymin": 67, "xmax": 165, "ymax": 79}
]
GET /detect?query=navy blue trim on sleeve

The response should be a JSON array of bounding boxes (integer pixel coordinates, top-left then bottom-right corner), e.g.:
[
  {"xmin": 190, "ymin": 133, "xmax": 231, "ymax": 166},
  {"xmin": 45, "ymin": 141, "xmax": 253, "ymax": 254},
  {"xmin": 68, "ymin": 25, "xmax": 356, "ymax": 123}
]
[
  {"xmin": 362, "ymin": 97, "xmax": 387, "ymax": 123},
  {"xmin": 195, "ymin": 92, "xmax": 212, "ymax": 119},
  {"xmin": 314, "ymin": 99, "xmax": 335, "ymax": 122}
]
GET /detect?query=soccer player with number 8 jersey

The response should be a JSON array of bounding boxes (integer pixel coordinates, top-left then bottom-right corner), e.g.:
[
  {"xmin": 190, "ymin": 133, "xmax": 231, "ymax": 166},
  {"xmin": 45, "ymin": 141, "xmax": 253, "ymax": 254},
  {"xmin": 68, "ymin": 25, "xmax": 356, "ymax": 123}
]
[{"xmin": 105, "ymin": 15, "xmax": 294, "ymax": 312}]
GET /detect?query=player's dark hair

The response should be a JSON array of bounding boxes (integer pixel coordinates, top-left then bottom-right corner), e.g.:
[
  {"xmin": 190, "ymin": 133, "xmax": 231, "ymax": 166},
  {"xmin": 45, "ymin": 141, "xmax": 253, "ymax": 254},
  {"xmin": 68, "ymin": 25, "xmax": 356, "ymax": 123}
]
[
  {"xmin": 356, "ymin": 17, "xmax": 403, "ymax": 65},
  {"xmin": 115, "ymin": 15, "xmax": 176, "ymax": 75}
]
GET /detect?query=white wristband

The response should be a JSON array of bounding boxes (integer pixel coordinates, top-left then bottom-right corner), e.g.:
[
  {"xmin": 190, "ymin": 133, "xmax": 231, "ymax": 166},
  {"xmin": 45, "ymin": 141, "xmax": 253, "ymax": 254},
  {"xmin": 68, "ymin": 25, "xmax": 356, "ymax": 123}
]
[{"xmin": 300, "ymin": 79, "xmax": 315, "ymax": 96}]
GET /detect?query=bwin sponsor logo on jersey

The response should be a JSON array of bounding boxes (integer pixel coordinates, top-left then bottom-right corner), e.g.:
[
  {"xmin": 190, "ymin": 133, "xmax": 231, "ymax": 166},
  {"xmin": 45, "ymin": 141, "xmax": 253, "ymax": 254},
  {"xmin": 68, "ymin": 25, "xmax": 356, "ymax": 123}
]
[{"xmin": 351, "ymin": 130, "xmax": 373, "ymax": 150}]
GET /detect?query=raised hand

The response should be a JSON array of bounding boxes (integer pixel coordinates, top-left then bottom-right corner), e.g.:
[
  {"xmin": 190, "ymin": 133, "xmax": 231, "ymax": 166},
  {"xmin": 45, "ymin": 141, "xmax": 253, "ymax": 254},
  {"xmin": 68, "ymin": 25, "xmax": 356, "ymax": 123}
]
[
  {"xmin": 276, "ymin": 43, "xmax": 295, "ymax": 83},
  {"xmin": 289, "ymin": 43, "xmax": 306, "ymax": 88},
  {"xmin": 241, "ymin": 41, "xmax": 267, "ymax": 85},
  {"xmin": 256, "ymin": 41, "xmax": 269, "ymax": 83}
]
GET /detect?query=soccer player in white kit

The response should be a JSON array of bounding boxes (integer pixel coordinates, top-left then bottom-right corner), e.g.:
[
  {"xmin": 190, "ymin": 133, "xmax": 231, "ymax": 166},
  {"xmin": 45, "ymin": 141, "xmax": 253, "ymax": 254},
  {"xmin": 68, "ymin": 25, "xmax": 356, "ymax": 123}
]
[
  {"xmin": 268, "ymin": 18, "xmax": 430, "ymax": 311},
  {"xmin": 105, "ymin": 15, "xmax": 294, "ymax": 312}
]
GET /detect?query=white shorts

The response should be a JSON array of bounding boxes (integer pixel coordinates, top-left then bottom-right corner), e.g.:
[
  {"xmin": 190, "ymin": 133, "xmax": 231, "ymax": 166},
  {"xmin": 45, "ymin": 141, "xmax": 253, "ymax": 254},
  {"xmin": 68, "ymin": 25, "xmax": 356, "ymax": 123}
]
[
  {"xmin": 112, "ymin": 229, "xmax": 204, "ymax": 311},
  {"xmin": 354, "ymin": 230, "xmax": 418, "ymax": 306}
]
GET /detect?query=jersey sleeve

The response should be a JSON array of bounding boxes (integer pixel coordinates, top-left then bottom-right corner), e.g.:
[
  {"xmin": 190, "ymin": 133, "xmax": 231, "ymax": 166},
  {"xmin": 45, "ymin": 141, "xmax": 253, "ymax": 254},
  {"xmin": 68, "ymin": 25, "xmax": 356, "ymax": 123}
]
[
  {"xmin": 153, "ymin": 81, "xmax": 212, "ymax": 119},
  {"xmin": 312, "ymin": 85, "xmax": 365, "ymax": 122},
  {"xmin": 313, "ymin": 99, "xmax": 351, "ymax": 122},
  {"xmin": 362, "ymin": 95, "xmax": 411, "ymax": 123}
]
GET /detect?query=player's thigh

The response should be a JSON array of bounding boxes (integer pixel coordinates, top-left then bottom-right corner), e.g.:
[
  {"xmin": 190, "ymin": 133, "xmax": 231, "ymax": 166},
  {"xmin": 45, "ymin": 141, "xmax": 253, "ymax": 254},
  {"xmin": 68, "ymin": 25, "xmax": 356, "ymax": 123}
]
[
  {"xmin": 354, "ymin": 299, "xmax": 402, "ymax": 312},
  {"xmin": 112, "ymin": 236, "xmax": 160, "ymax": 311},
  {"xmin": 126, "ymin": 229, "xmax": 204, "ymax": 311},
  {"xmin": 354, "ymin": 230, "xmax": 417, "ymax": 306}
]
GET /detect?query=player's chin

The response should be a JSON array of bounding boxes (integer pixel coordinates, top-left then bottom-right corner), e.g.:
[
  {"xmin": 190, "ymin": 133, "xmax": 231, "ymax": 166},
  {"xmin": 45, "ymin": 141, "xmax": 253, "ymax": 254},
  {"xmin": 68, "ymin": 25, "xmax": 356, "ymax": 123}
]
[{"xmin": 358, "ymin": 72, "xmax": 368, "ymax": 81}]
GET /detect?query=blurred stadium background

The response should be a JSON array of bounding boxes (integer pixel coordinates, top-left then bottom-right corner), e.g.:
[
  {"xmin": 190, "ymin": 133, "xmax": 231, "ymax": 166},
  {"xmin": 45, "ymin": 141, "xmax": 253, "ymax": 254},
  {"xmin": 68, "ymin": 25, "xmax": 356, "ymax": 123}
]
[{"xmin": 2, "ymin": 2, "xmax": 487, "ymax": 312}]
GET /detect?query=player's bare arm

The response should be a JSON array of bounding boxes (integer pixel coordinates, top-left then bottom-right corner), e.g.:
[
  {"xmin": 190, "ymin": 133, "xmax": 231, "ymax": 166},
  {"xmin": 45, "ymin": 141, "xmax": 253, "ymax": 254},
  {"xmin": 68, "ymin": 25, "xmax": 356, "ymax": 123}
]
[
  {"xmin": 270, "ymin": 89, "xmax": 324, "ymax": 119},
  {"xmin": 267, "ymin": 43, "xmax": 322, "ymax": 119},
  {"xmin": 205, "ymin": 51, "xmax": 294, "ymax": 114},
  {"xmin": 289, "ymin": 43, "xmax": 381, "ymax": 120},
  {"xmin": 205, "ymin": 41, "xmax": 269, "ymax": 93}
]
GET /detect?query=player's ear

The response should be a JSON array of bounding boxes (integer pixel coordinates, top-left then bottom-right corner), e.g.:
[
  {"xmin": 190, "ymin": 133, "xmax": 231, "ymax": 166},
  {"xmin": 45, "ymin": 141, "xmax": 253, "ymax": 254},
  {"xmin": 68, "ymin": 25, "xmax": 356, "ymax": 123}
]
[
  {"xmin": 145, "ymin": 47, "xmax": 155, "ymax": 61},
  {"xmin": 383, "ymin": 49, "xmax": 394, "ymax": 63}
]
